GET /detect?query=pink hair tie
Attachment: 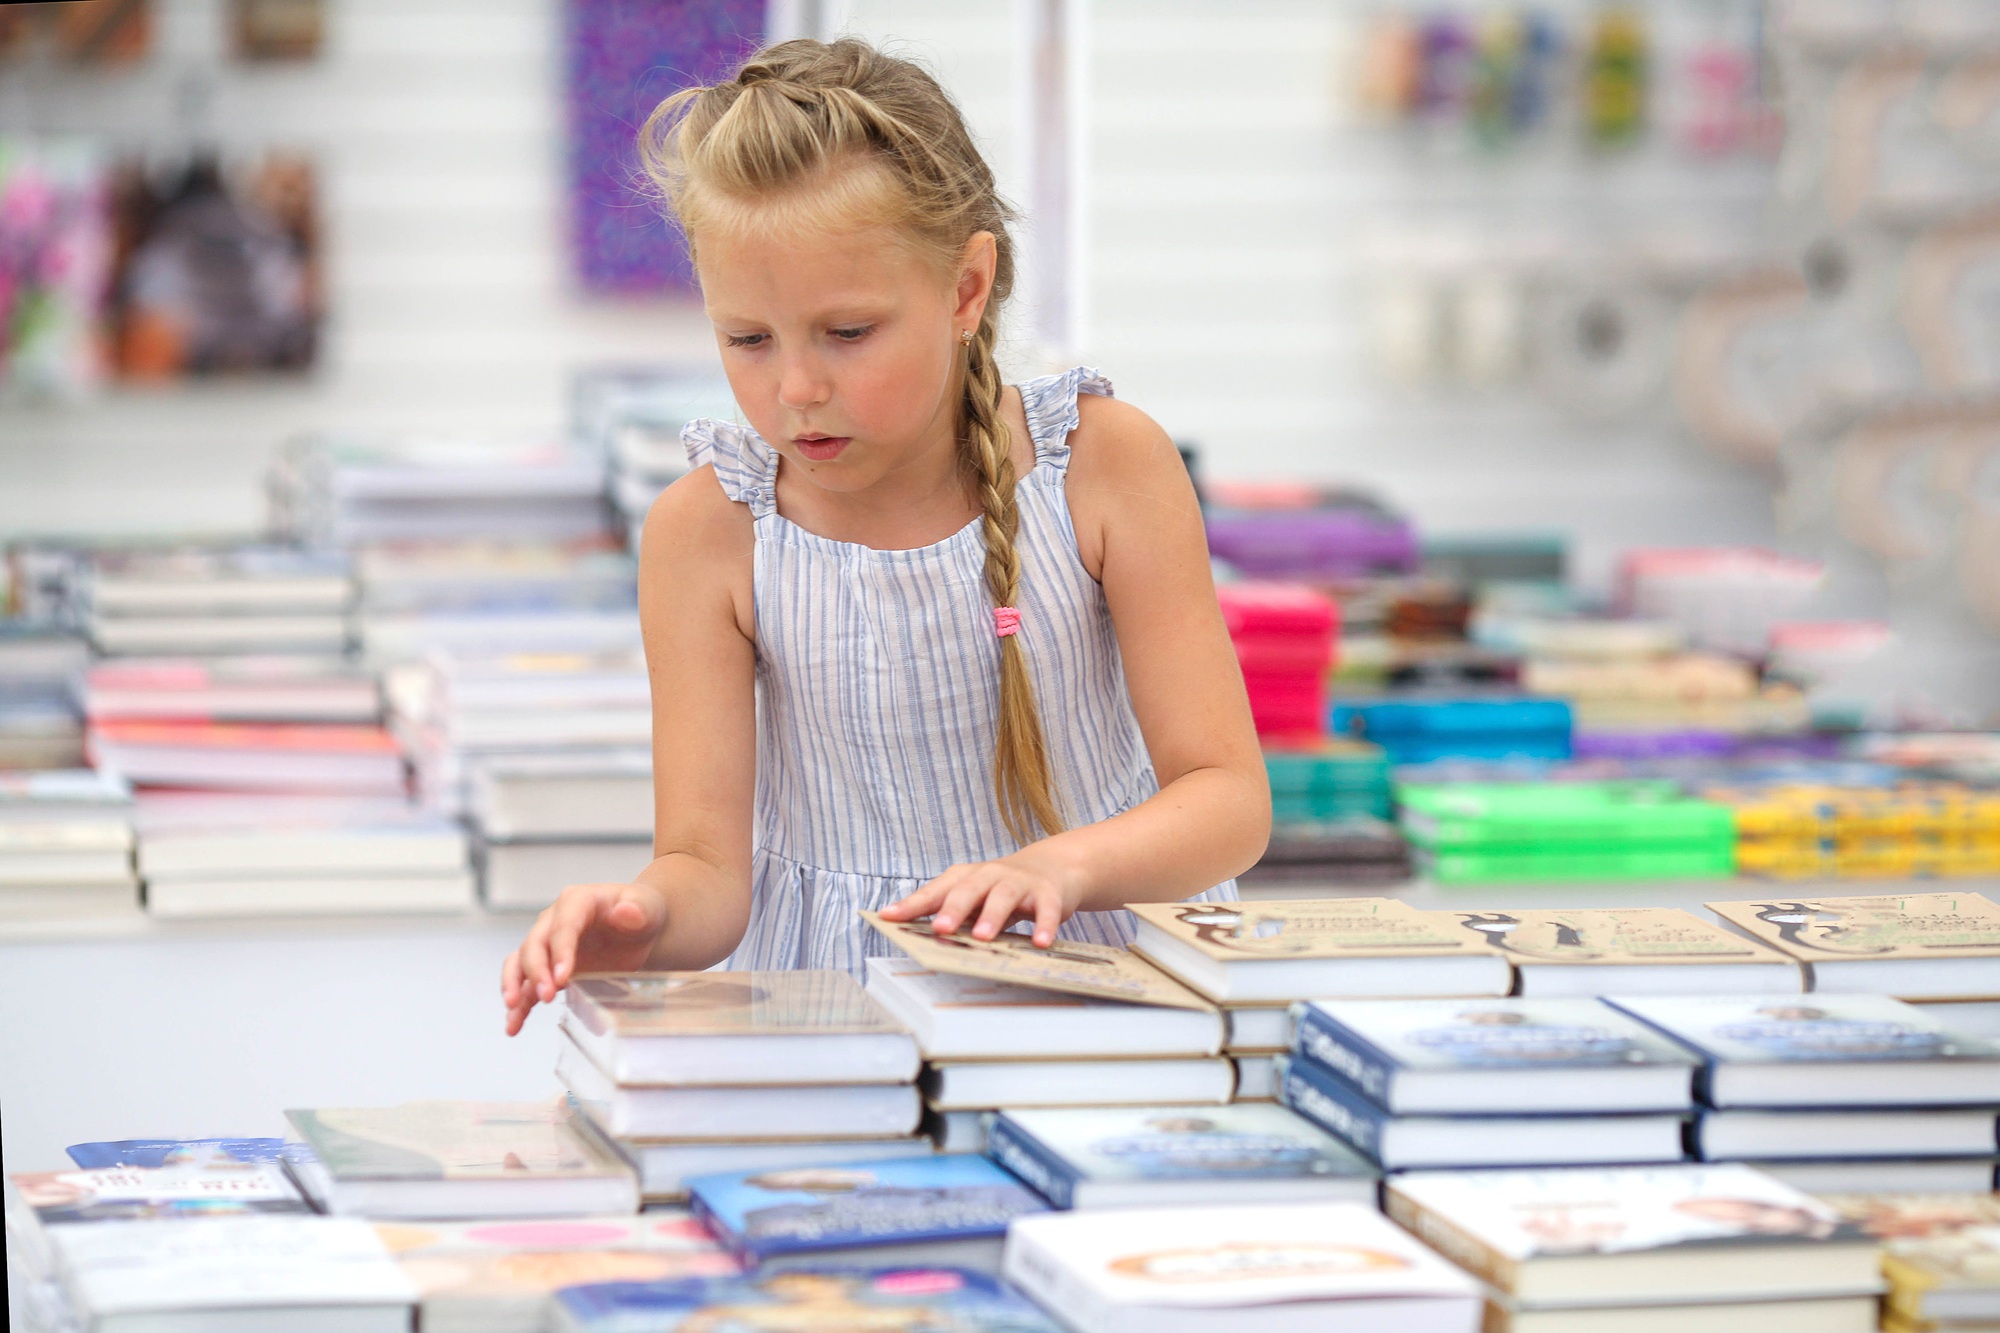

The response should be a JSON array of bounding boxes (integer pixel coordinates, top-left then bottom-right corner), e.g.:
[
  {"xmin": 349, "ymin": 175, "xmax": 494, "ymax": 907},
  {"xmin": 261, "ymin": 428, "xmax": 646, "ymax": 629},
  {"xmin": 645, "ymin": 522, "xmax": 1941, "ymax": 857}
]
[{"xmin": 993, "ymin": 606, "xmax": 1021, "ymax": 638}]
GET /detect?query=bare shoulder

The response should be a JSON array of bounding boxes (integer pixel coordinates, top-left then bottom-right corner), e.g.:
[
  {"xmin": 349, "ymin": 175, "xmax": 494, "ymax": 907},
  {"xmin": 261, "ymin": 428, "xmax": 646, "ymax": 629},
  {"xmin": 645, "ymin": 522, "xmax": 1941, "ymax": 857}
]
[
  {"xmin": 639, "ymin": 464, "xmax": 753, "ymax": 635},
  {"xmin": 1064, "ymin": 394, "xmax": 1201, "ymax": 576}
]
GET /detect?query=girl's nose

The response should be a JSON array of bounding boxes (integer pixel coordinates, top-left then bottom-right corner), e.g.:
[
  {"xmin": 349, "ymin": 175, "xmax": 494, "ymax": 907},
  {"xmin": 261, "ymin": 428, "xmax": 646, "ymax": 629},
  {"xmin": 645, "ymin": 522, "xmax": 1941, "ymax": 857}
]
[{"xmin": 776, "ymin": 352, "xmax": 831, "ymax": 412}]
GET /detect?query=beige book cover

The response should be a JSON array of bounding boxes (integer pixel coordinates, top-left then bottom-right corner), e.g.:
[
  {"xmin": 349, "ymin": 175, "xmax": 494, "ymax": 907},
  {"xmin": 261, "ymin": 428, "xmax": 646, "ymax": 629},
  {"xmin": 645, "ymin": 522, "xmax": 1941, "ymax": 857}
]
[
  {"xmin": 1706, "ymin": 892, "xmax": 2000, "ymax": 960},
  {"xmin": 1128, "ymin": 898, "xmax": 1496, "ymax": 961},
  {"xmin": 860, "ymin": 912, "xmax": 1213, "ymax": 1011},
  {"xmin": 1437, "ymin": 907, "xmax": 1795, "ymax": 966},
  {"xmin": 285, "ymin": 1100, "xmax": 628, "ymax": 1183},
  {"xmin": 565, "ymin": 970, "xmax": 904, "ymax": 1038},
  {"xmin": 376, "ymin": 1212, "xmax": 738, "ymax": 1300}
]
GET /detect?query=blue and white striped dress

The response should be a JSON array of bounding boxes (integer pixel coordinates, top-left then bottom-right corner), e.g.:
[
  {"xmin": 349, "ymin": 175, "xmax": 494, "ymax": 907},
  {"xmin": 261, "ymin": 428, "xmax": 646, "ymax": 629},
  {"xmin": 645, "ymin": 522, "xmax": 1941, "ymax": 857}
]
[{"xmin": 683, "ymin": 366, "xmax": 1238, "ymax": 977}]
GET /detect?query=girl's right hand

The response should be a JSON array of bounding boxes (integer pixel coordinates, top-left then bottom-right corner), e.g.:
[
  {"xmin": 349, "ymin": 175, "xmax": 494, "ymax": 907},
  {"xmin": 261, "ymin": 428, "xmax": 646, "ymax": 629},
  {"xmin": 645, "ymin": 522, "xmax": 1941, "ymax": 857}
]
[{"xmin": 500, "ymin": 881, "xmax": 668, "ymax": 1036}]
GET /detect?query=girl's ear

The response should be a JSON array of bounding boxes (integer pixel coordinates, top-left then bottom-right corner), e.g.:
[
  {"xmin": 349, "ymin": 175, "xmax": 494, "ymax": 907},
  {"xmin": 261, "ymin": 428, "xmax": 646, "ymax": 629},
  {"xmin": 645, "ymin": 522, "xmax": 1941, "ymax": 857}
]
[{"xmin": 954, "ymin": 230, "xmax": 998, "ymax": 329}]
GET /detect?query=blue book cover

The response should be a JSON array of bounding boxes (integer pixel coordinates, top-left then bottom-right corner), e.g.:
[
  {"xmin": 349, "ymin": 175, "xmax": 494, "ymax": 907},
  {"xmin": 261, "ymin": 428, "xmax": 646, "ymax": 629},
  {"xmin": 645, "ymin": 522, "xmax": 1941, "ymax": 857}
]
[
  {"xmin": 684, "ymin": 1155, "xmax": 1047, "ymax": 1263},
  {"xmin": 1331, "ymin": 699, "xmax": 1573, "ymax": 738},
  {"xmin": 1274, "ymin": 1054, "xmax": 1392, "ymax": 1164},
  {"xmin": 1294, "ymin": 998, "xmax": 1699, "ymax": 1109},
  {"xmin": 1608, "ymin": 994, "xmax": 2000, "ymax": 1067},
  {"xmin": 66, "ymin": 1137, "xmax": 299, "ymax": 1170},
  {"xmin": 554, "ymin": 1269, "xmax": 1062, "ymax": 1331},
  {"xmin": 988, "ymin": 1104, "xmax": 1373, "ymax": 1209}
]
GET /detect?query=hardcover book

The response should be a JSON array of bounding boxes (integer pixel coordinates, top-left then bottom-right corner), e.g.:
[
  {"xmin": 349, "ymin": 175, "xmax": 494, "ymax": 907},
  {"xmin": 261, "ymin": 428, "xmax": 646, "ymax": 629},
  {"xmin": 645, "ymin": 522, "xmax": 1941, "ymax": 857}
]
[
  {"xmin": 1436, "ymin": 907, "xmax": 1802, "ymax": 995},
  {"xmin": 284, "ymin": 1099, "xmax": 638, "ymax": 1218},
  {"xmin": 1126, "ymin": 898, "xmax": 1508, "ymax": 1003},
  {"xmin": 861, "ymin": 912, "xmax": 1212, "ymax": 1011},
  {"xmin": 1003, "ymin": 1202, "xmax": 1481, "ymax": 1333},
  {"xmin": 65, "ymin": 1137, "xmax": 307, "ymax": 1169},
  {"xmin": 986, "ymin": 1104, "xmax": 1375, "ymax": 1210},
  {"xmin": 551, "ymin": 1268, "xmax": 1064, "ymax": 1333},
  {"xmin": 10, "ymin": 1163, "xmax": 309, "ymax": 1224},
  {"xmin": 1705, "ymin": 892, "xmax": 2000, "ymax": 997},
  {"xmin": 1607, "ymin": 993, "xmax": 2000, "ymax": 1107},
  {"xmin": 1385, "ymin": 1164, "xmax": 1882, "ymax": 1308},
  {"xmin": 686, "ymin": 1154, "xmax": 1047, "ymax": 1273},
  {"xmin": 1292, "ymin": 997, "xmax": 1698, "ymax": 1114}
]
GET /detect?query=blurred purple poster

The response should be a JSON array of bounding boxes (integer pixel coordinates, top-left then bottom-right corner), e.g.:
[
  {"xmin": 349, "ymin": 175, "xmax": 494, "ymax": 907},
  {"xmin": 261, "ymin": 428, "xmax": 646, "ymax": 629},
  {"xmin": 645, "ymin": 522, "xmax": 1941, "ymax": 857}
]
[{"xmin": 564, "ymin": 0, "xmax": 763, "ymax": 295}]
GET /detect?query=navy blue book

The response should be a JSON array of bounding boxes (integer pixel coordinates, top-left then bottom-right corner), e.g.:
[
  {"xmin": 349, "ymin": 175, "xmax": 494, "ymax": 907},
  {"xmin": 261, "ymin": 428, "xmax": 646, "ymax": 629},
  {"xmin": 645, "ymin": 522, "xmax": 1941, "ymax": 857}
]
[
  {"xmin": 684, "ymin": 1154, "xmax": 1047, "ymax": 1275},
  {"xmin": 1291, "ymin": 997, "xmax": 1697, "ymax": 1115},
  {"xmin": 1276, "ymin": 1054, "xmax": 1685, "ymax": 1172},
  {"xmin": 65, "ymin": 1138, "xmax": 299, "ymax": 1170},
  {"xmin": 550, "ymin": 1269, "xmax": 1062, "ymax": 1332}
]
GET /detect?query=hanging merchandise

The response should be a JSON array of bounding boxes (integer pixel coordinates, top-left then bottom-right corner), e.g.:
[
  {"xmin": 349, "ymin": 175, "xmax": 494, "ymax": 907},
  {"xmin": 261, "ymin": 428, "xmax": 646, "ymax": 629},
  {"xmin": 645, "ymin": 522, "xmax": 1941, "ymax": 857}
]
[
  {"xmin": 1581, "ymin": 5, "xmax": 1650, "ymax": 149},
  {"xmin": 230, "ymin": 0, "xmax": 324, "ymax": 62},
  {"xmin": 1672, "ymin": 266, "xmax": 1816, "ymax": 469},
  {"xmin": 1355, "ymin": 11, "xmax": 1424, "ymax": 122},
  {"xmin": 1529, "ymin": 276, "xmax": 1673, "ymax": 419},
  {"xmin": 0, "ymin": 138, "xmax": 113, "ymax": 400},
  {"xmin": 1468, "ymin": 11, "xmax": 1563, "ymax": 150}
]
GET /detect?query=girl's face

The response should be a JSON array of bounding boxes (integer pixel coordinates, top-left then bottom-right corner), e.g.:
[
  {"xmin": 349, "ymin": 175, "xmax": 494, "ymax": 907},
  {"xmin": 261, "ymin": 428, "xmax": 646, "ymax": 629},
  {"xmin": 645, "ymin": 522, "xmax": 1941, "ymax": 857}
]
[{"xmin": 696, "ymin": 219, "xmax": 990, "ymax": 496}]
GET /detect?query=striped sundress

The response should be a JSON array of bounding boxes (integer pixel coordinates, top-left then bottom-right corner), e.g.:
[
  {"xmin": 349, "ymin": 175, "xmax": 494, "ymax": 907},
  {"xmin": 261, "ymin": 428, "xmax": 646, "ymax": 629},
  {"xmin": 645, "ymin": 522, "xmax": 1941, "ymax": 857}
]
[{"xmin": 682, "ymin": 366, "xmax": 1238, "ymax": 977}]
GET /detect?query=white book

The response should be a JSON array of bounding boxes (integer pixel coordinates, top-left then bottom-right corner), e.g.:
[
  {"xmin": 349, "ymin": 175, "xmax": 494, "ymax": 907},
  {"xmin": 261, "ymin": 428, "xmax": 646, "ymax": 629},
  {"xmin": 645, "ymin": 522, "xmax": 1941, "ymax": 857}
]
[
  {"xmin": 557, "ymin": 1035, "xmax": 921, "ymax": 1140},
  {"xmin": 1486, "ymin": 1295, "xmax": 1878, "ymax": 1333},
  {"xmin": 138, "ymin": 813, "xmax": 466, "ymax": 879},
  {"xmin": 90, "ymin": 614, "xmax": 351, "ymax": 656},
  {"xmin": 49, "ymin": 1215, "xmax": 413, "ymax": 1333},
  {"xmin": 0, "ymin": 883, "xmax": 142, "ymax": 921},
  {"xmin": 1233, "ymin": 1055, "xmax": 1280, "ymax": 1101},
  {"xmin": 1004, "ymin": 1202, "xmax": 1481, "ymax": 1333},
  {"xmin": 610, "ymin": 1135, "xmax": 935, "ymax": 1200},
  {"xmin": 466, "ymin": 749, "xmax": 652, "ymax": 839},
  {"xmin": 146, "ymin": 873, "xmax": 475, "ymax": 919},
  {"xmin": 0, "ymin": 822, "xmax": 133, "ymax": 854},
  {"xmin": 926, "ymin": 1109, "xmax": 990, "ymax": 1154},
  {"xmin": 924, "ymin": 1058, "xmax": 1235, "ymax": 1112},
  {"xmin": 1696, "ymin": 1108, "xmax": 2000, "ymax": 1161},
  {"xmin": 0, "ymin": 849, "xmax": 135, "ymax": 884},
  {"xmin": 480, "ymin": 839, "xmax": 653, "ymax": 912},
  {"xmin": 0, "ymin": 770, "xmax": 134, "ymax": 821},
  {"xmin": 864, "ymin": 955, "xmax": 1224, "ymax": 1060},
  {"xmin": 1225, "ymin": 1005, "xmax": 1292, "ymax": 1052}
]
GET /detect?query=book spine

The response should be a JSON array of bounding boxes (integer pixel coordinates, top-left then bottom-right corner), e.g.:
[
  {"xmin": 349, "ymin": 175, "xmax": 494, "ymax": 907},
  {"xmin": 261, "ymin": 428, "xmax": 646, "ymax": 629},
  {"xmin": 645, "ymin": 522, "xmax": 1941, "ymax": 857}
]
[
  {"xmin": 1384, "ymin": 1185, "xmax": 1521, "ymax": 1294},
  {"xmin": 983, "ymin": 1117, "xmax": 1077, "ymax": 1210},
  {"xmin": 1292, "ymin": 1006, "xmax": 1399, "ymax": 1107},
  {"xmin": 1276, "ymin": 1055, "xmax": 1388, "ymax": 1163}
]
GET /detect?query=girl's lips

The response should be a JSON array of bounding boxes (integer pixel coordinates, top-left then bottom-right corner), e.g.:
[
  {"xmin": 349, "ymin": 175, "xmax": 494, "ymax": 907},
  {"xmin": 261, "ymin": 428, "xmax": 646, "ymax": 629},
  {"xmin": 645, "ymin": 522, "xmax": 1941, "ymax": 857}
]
[{"xmin": 795, "ymin": 436, "xmax": 850, "ymax": 461}]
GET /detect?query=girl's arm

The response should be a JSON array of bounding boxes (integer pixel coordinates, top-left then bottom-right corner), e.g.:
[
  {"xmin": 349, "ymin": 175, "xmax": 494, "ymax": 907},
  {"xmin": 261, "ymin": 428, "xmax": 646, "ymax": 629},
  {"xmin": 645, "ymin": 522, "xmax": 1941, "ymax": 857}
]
[
  {"xmin": 879, "ymin": 393, "xmax": 1270, "ymax": 946},
  {"xmin": 501, "ymin": 466, "xmax": 757, "ymax": 1034}
]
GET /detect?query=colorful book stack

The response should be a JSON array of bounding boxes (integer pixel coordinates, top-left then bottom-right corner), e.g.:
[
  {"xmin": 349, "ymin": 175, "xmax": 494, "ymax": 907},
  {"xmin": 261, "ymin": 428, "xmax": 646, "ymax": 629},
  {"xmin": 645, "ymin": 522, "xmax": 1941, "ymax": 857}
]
[
  {"xmin": 1276, "ymin": 997, "xmax": 1697, "ymax": 1172},
  {"xmin": 0, "ymin": 623, "xmax": 89, "ymax": 770},
  {"xmin": 1618, "ymin": 546, "xmax": 1825, "ymax": 657},
  {"xmin": 553, "ymin": 971, "xmax": 931, "ymax": 1203},
  {"xmin": 1710, "ymin": 780, "xmax": 2000, "ymax": 880},
  {"xmin": 1242, "ymin": 815, "xmax": 1412, "ymax": 891},
  {"xmin": 1387, "ymin": 1164, "xmax": 1883, "ymax": 1332},
  {"xmin": 1396, "ymin": 780, "xmax": 1736, "ymax": 883},
  {"xmin": 860, "ymin": 918, "xmax": 1231, "ymax": 1152},
  {"xmin": 1202, "ymin": 484, "xmax": 1420, "ymax": 581},
  {"xmin": 1331, "ymin": 697, "xmax": 1573, "ymax": 763},
  {"xmin": 1216, "ymin": 582, "xmax": 1338, "ymax": 740},
  {"xmin": 78, "ymin": 547, "xmax": 355, "ymax": 658},
  {"xmin": 0, "ymin": 768, "xmax": 138, "ymax": 920},
  {"xmin": 469, "ymin": 750, "xmax": 654, "ymax": 911},
  {"xmin": 1264, "ymin": 738, "xmax": 1392, "ymax": 822},
  {"xmin": 353, "ymin": 540, "xmax": 639, "ymax": 668},
  {"xmin": 1613, "ymin": 994, "xmax": 2000, "ymax": 1195},
  {"xmin": 134, "ymin": 793, "xmax": 473, "ymax": 918}
]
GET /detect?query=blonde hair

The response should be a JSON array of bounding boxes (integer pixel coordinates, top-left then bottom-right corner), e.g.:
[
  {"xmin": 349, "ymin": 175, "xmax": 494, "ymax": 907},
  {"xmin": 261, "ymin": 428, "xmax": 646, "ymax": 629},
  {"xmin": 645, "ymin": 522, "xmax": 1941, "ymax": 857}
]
[{"xmin": 640, "ymin": 38, "xmax": 1064, "ymax": 842}]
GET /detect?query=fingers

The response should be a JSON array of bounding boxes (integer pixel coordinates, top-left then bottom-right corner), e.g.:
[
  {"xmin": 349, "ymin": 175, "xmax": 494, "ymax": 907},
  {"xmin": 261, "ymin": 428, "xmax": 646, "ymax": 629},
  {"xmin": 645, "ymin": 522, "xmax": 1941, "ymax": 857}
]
[
  {"xmin": 880, "ymin": 867, "xmax": 967, "ymax": 923},
  {"xmin": 932, "ymin": 872, "xmax": 1000, "ymax": 938},
  {"xmin": 544, "ymin": 888, "xmax": 610, "ymax": 992},
  {"xmin": 608, "ymin": 881, "xmax": 667, "ymax": 936},
  {"xmin": 1029, "ymin": 889, "xmax": 1063, "ymax": 949},
  {"xmin": 971, "ymin": 880, "xmax": 1028, "ymax": 941}
]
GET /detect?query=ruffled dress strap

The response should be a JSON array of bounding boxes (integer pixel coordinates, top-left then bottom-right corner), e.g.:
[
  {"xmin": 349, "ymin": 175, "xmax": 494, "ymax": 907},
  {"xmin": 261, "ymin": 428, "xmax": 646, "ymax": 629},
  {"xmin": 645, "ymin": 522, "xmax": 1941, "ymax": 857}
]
[
  {"xmin": 1016, "ymin": 366, "xmax": 1114, "ymax": 476},
  {"xmin": 681, "ymin": 418, "xmax": 778, "ymax": 519}
]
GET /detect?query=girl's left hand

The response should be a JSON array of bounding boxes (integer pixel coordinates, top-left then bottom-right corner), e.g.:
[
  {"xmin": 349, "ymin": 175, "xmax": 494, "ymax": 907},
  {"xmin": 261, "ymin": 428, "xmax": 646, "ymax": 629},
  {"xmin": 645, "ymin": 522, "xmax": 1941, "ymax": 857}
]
[{"xmin": 877, "ymin": 848, "xmax": 1085, "ymax": 948}]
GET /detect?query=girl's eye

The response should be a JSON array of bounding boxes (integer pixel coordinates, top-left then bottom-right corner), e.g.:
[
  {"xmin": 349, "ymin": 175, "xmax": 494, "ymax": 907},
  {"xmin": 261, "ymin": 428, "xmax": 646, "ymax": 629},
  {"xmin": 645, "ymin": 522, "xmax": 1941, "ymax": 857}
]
[
  {"xmin": 830, "ymin": 325, "xmax": 874, "ymax": 342},
  {"xmin": 724, "ymin": 333, "xmax": 767, "ymax": 349}
]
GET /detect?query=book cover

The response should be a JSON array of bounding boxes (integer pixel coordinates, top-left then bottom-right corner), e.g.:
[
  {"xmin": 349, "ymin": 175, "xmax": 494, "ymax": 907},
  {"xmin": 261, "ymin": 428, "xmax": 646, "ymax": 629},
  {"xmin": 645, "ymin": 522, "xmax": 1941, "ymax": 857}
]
[
  {"xmin": 10, "ymin": 1163, "xmax": 309, "ymax": 1223},
  {"xmin": 1128, "ymin": 898, "xmax": 1494, "ymax": 961},
  {"xmin": 1436, "ymin": 907, "xmax": 1795, "ymax": 968},
  {"xmin": 553, "ymin": 1268, "xmax": 1063, "ymax": 1332},
  {"xmin": 65, "ymin": 1137, "xmax": 302, "ymax": 1170},
  {"xmin": 686, "ymin": 1155, "xmax": 1047, "ymax": 1263},
  {"xmin": 1386, "ymin": 1164, "xmax": 1867, "ymax": 1269},
  {"xmin": 862, "ymin": 913, "xmax": 1213, "ymax": 1011},
  {"xmin": 374, "ymin": 1213, "xmax": 739, "ymax": 1302},
  {"xmin": 1821, "ymin": 1193, "xmax": 2000, "ymax": 1241},
  {"xmin": 565, "ymin": 971, "xmax": 907, "ymax": 1039},
  {"xmin": 988, "ymin": 1105, "xmax": 1373, "ymax": 1210},
  {"xmin": 1707, "ymin": 892, "xmax": 2000, "ymax": 961},
  {"xmin": 284, "ymin": 1099, "xmax": 630, "ymax": 1184},
  {"xmin": 1295, "ymin": 998, "xmax": 1698, "ymax": 1103},
  {"xmin": 1607, "ymin": 994, "xmax": 2000, "ymax": 1066}
]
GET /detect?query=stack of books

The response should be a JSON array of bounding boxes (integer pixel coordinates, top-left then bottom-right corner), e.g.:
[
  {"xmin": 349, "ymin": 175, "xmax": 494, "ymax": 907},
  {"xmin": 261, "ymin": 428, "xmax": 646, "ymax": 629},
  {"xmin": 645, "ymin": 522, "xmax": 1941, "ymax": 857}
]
[
  {"xmin": 1331, "ymin": 697, "xmax": 1573, "ymax": 764},
  {"xmin": 1217, "ymin": 582, "xmax": 1338, "ymax": 739},
  {"xmin": 1618, "ymin": 546, "xmax": 1825, "ymax": 657},
  {"xmin": 1710, "ymin": 779, "xmax": 2000, "ymax": 880},
  {"xmin": 352, "ymin": 541, "xmax": 639, "ymax": 668},
  {"xmin": 1612, "ymin": 993, "xmax": 2000, "ymax": 1194},
  {"xmin": 0, "ymin": 623, "xmax": 89, "ymax": 770},
  {"xmin": 570, "ymin": 366, "xmax": 729, "ymax": 551},
  {"xmin": 1396, "ymin": 780, "xmax": 1737, "ymax": 884},
  {"xmin": 1005, "ymin": 1201, "xmax": 1481, "ymax": 1332},
  {"xmin": 553, "ymin": 970, "xmax": 931, "ymax": 1203},
  {"xmin": 1428, "ymin": 906, "xmax": 1803, "ymax": 996},
  {"xmin": 0, "ymin": 768, "xmax": 138, "ymax": 920},
  {"xmin": 391, "ymin": 648, "xmax": 650, "ymax": 816},
  {"xmin": 1387, "ymin": 1163, "xmax": 1883, "ymax": 1331},
  {"xmin": 135, "ymin": 793, "xmax": 473, "ymax": 918},
  {"xmin": 1264, "ymin": 738, "xmax": 1392, "ymax": 822},
  {"xmin": 1707, "ymin": 891, "xmax": 2000, "ymax": 1010},
  {"xmin": 1276, "ymin": 997, "xmax": 1697, "ymax": 1172},
  {"xmin": 861, "ymin": 948, "xmax": 1230, "ymax": 1152},
  {"xmin": 88, "ymin": 719, "xmax": 407, "ymax": 796},
  {"xmin": 80, "ymin": 656, "xmax": 380, "ymax": 724},
  {"xmin": 469, "ymin": 750, "xmax": 653, "ymax": 911},
  {"xmin": 1822, "ymin": 1191, "xmax": 2000, "ymax": 1333},
  {"xmin": 79, "ymin": 547, "xmax": 354, "ymax": 657},
  {"xmin": 270, "ymin": 435, "xmax": 616, "ymax": 548},
  {"xmin": 283, "ymin": 1099, "xmax": 640, "ymax": 1219}
]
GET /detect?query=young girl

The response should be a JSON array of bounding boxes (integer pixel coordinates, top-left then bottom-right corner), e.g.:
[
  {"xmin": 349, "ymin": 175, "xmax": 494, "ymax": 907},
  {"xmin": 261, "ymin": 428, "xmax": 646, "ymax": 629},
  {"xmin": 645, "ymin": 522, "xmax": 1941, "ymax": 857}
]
[{"xmin": 502, "ymin": 38, "xmax": 1268, "ymax": 1035}]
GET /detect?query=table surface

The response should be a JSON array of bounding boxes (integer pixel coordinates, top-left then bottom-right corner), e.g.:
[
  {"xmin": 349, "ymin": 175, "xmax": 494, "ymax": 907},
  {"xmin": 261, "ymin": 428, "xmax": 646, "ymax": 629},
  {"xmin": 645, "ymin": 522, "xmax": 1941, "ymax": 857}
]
[{"xmin": 4, "ymin": 878, "xmax": 1994, "ymax": 1174}]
